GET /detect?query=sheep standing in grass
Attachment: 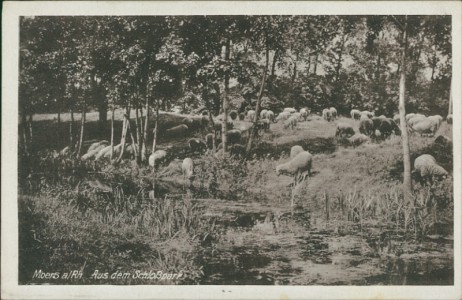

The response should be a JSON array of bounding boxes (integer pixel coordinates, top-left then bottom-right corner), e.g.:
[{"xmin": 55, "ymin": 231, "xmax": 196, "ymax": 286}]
[
  {"xmin": 247, "ymin": 110, "xmax": 256, "ymax": 121},
  {"xmin": 300, "ymin": 108, "xmax": 309, "ymax": 121},
  {"xmin": 350, "ymin": 109, "xmax": 361, "ymax": 120},
  {"xmin": 276, "ymin": 151, "xmax": 313, "ymax": 185},
  {"xmin": 407, "ymin": 115, "xmax": 427, "ymax": 127},
  {"xmin": 377, "ymin": 118, "xmax": 401, "ymax": 139},
  {"xmin": 322, "ymin": 108, "xmax": 332, "ymax": 122},
  {"xmin": 361, "ymin": 110, "xmax": 374, "ymax": 119},
  {"xmin": 276, "ymin": 111, "xmax": 291, "ymax": 122},
  {"xmin": 149, "ymin": 150, "xmax": 167, "ymax": 168},
  {"xmin": 260, "ymin": 109, "xmax": 268, "ymax": 119},
  {"xmin": 284, "ymin": 115, "xmax": 298, "ymax": 129},
  {"xmin": 290, "ymin": 145, "xmax": 304, "ymax": 159},
  {"xmin": 359, "ymin": 118, "xmax": 374, "ymax": 136},
  {"xmin": 266, "ymin": 110, "xmax": 275, "ymax": 122},
  {"xmin": 330, "ymin": 107, "xmax": 338, "ymax": 119},
  {"xmin": 335, "ymin": 123, "xmax": 355, "ymax": 138},
  {"xmin": 182, "ymin": 158, "xmax": 194, "ymax": 190},
  {"xmin": 410, "ymin": 118, "xmax": 439, "ymax": 136},
  {"xmin": 428, "ymin": 115, "xmax": 443, "ymax": 129},
  {"xmin": 283, "ymin": 107, "xmax": 297, "ymax": 114},
  {"xmin": 346, "ymin": 133, "xmax": 370, "ymax": 147},
  {"xmin": 413, "ymin": 154, "xmax": 448, "ymax": 183},
  {"xmin": 405, "ymin": 113, "xmax": 416, "ymax": 121}
]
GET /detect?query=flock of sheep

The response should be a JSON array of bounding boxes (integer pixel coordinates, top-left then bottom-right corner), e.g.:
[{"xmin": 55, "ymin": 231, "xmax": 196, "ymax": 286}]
[
  {"xmin": 272, "ymin": 106, "xmax": 451, "ymax": 187},
  {"xmin": 66, "ymin": 103, "xmax": 451, "ymax": 192}
]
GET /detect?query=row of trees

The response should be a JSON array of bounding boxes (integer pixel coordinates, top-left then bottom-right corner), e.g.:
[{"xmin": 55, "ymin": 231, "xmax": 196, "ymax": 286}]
[{"xmin": 19, "ymin": 15, "xmax": 452, "ymax": 194}]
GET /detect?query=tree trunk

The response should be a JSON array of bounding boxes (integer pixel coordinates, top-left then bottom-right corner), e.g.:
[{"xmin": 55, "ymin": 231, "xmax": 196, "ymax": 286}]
[
  {"xmin": 70, "ymin": 103, "xmax": 74, "ymax": 147},
  {"xmin": 271, "ymin": 49, "xmax": 278, "ymax": 77},
  {"xmin": 221, "ymin": 38, "xmax": 231, "ymax": 154},
  {"xmin": 448, "ymin": 78, "xmax": 452, "ymax": 116},
  {"xmin": 142, "ymin": 95, "xmax": 150, "ymax": 162},
  {"xmin": 152, "ymin": 101, "xmax": 159, "ymax": 154},
  {"xmin": 110, "ymin": 107, "xmax": 115, "ymax": 160},
  {"xmin": 22, "ymin": 113, "xmax": 29, "ymax": 155},
  {"xmin": 398, "ymin": 16, "xmax": 413, "ymax": 200},
  {"xmin": 28, "ymin": 113, "xmax": 33, "ymax": 148},
  {"xmin": 117, "ymin": 113, "xmax": 129, "ymax": 162},
  {"xmin": 135, "ymin": 102, "xmax": 142, "ymax": 164},
  {"xmin": 313, "ymin": 52, "xmax": 319, "ymax": 75},
  {"xmin": 247, "ymin": 46, "xmax": 269, "ymax": 153},
  {"xmin": 77, "ymin": 98, "xmax": 86, "ymax": 157}
]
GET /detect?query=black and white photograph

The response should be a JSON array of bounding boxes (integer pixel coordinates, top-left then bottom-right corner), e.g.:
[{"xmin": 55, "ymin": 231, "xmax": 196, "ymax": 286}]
[{"xmin": 2, "ymin": 1, "xmax": 461, "ymax": 299}]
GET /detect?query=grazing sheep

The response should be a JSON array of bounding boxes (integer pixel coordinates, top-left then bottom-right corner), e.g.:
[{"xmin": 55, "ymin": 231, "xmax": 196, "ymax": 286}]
[
  {"xmin": 182, "ymin": 158, "xmax": 194, "ymax": 189},
  {"xmin": 227, "ymin": 129, "xmax": 242, "ymax": 144},
  {"xmin": 377, "ymin": 118, "xmax": 401, "ymax": 139},
  {"xmin": 329, "ymin": 107, "xmax": 337, "ymax": 119},
  {"xmin": 322, "ymin": 108, "xmax": 333, "ymax": 122},
  {"xmin": 346, "ymin": 133, "xmax": 370, "ymax": 147},
  {"xmin": 276, "ymin": 151, "xmax": 313, "ymax": 185},
  {"xmin": 290, "ymin": 145, "xmax": 304, "ymax": 159},
  {"xmin": 87, "ymin": 140, "xmax": 109, "ymax": 153},
  {"xmin": 413, "ymin": 154, "xmax": 448, "ymax": 183},
  {"xmin": 405, "ymin": 113, "xmax": 416, "ymax": 121},
  {"xmin": 266, "ymin": 110, "xmax": 275, "ymax": 122},
  {"xmin": 149, "ymin": 150, "xmax": 167, "ymax": 167},
  {"xmin": 335, "ymin": 123, "xmax": 355, "ymax": 138},
  {"xmin": 284, "ymin": 115, "xmax": 298, "ymax": 129},
  {"xmin": 361, "ymin": 110, "xmax": 374, "ymax": 119},
  {"xmin": 359, "ymin": 118, "xmax": 374, "ymax": 136},
  {"xmin": 410, "ymin": 118, "xmax": 439, "ymax": 136},
  {"xmin": 165, "ymin": 124, "xmax": 189, "ymax": 138},
  {"xmin": 283, "ymin": 107, "xmax": 297, "ymax": 114},
  {"xmin": 428, "ymin": 115, "xmax": 443, "ymax": 129},
  {"xmin": 82, "ymin": 143, "xmax": 109, "ymax": 161},
  {"xmin": 229, "ymin": 110, "xmax": 238, "ymax": 120},
  {"xmin": 351, "ymin": 109, "xmax": 361, "ymax": 120},
  {"xmin": 447, "ymin": 114, "xmax": 452, "ymax": 124},
  {"xmin": 188, "ymin": 138, "xmax": 207, "ymax": 154},
  {"xmin": 238, "ymin": 112, "xmax": 245, "ymax": 120},
  {"xmin": 408, "ymin": 115, "xmax": 427, "ymax": 127},
  {"xmin": 256, "ymin": 119, "xmax": 271, "ymax": 132},
  {"xmin": 276, "ymin": 111, "xmax": 291, "ymax": 122},
  {"xmin": 300, "ymin": 108, "xmax": 309, "ymax": 121},
  {"xmin": 95, "ymin": 143, "xmax": 128, "ymax": 160},
  {"xmin": 247, "ymin": 110, "xmax": 256, "ymax": 121},
  {"xmin": 260, "ymin": 109, "xmax": 268, "ymax": 119}
]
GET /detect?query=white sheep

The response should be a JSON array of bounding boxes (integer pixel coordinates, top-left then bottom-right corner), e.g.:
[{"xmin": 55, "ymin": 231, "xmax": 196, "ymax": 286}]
[
  {"xmin": 413, "ymin": 154, "xmax": 448, "ymax": 183},
  {"xmin": 405, "ymin": 113, "xmax": 416, "ymax": 121},
  {"xmin": 266, "ymin": 110, "xmax": 275, "ymax": 122},
  {"xmin": 276, "ymin": 151, "xmax": 313, "ymax": 185},
  {"xmin": 410, "ymin": 118, "xmax": 439, "ymax": 136},
  {"xmin": 407, "ymin": 115, "xmax": 427, "ymax": 127},
  {"xmin": 329, "ymin": 107, "xmax": 337, "ymax": 119},
  {"xmin": 260, "ymin": 109, "xmax": 268, "ymax": 119},
  {"xmin": 361, "ymin": 110, "xmax": 374, "ymax": 119},
  {"xmin": 299, "ymin": 108, "xmax": 309, "ymax": 121},
  {"xmin": 182, "ymin": 157, "xmax": 194, "ymax": 190},
  {"xmin": 290, "ymin": 145, "xmax": 304, "ymax": 159},
  {"xmin": 428, "ymin": 115, "xmax": 443, "ymax": 129},
  {"xmin": 283, "ymin": 107, "xmax": 297, "ymax": 114},
  {"xmin": 275, "ymin": 111, "xmax": 291, "ymax": 122},
  {"xmin": 284, "ymin": 115, "xmax": 298, "ymax": 129},
  {"xmin": 149, "ymin": 150, "xmax": 167, "ymax": 167},
  {"xmin": 351, "ymin": 109, "xmax": 361, "ymax": 120},
  {"xmin": 247, "ymin": 110, "xmax": 256, "ymax": 121},
  {"xmin": 346, "ymin": 133, "xmax": 370, "ymax": 147}
]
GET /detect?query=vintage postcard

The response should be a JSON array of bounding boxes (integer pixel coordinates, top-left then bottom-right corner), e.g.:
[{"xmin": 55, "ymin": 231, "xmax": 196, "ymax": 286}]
[{"xmin": 2, "ymin": 1, "xmax": 461, "ymax": 299}]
